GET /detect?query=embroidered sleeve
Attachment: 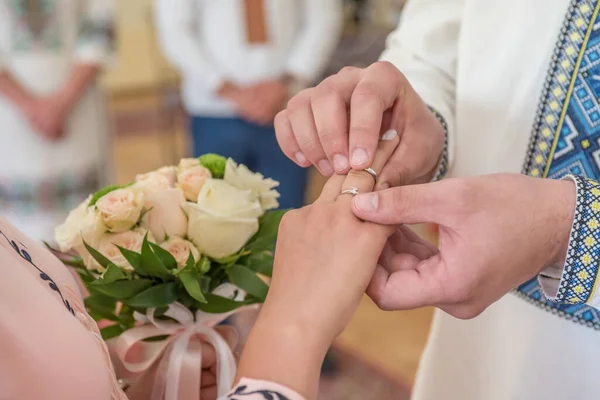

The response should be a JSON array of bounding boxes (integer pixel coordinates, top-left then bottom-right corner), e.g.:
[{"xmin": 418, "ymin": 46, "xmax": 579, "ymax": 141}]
[
  {"xmin": 219, "ymin": 378, "xmax": 305, "ymax": 400},
  {"xmin": 74, "ymin": 0, "xmax": 115, "ymax": 65},
  {"xmin": 428, "ymin": 106, "xmax": 449, "ymax": 181},
  {"xmin": 539, "ymin": 175, "xmax": 600, "ymax": 309}
]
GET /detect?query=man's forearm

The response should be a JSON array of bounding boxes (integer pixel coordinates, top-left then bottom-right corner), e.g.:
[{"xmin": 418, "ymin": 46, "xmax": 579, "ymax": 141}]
[{"xmin": 0, "ymin": 72, "xmax": 33, "ymax": 110}]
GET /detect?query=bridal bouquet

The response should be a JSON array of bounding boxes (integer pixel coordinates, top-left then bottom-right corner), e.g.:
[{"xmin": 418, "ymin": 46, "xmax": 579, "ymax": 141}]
[{"xmin": 53, "ymin": 154, "xmax": 284, "ymax": 400}]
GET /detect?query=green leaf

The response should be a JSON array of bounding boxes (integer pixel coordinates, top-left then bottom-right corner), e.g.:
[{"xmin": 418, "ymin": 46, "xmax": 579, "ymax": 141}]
[
  {"xmin": 198, "ymin": 153, "xmax": 227, "ymax": 179},
  {"xmin": 90, "ymin": 279, "xmax": 153, "ymax": 299},
  {"xmin": 245, "ymin": 210, "xmax": 288, "ymax": 252},
  {"xmin": 85, "ymin": 294, "xmax": 119, "ymax": 321},
  {"xmin": 100, "ymin": 264, "xmax": 126, "ymax": 283},
  {"xmin": 60, "ymin": 257, "xmax": 88, "ymax": 270},
  {"xmin": 149, "ymin": 242, "xmax": 177, "ymax": 270},
  {"xmin": 83, "ymin": 239, "xmax": 113, "ymax": 269},
  {"xmin": 212, "ymin": 252, "xmax": 242, "ymax": 265},
  {"xmin": 140, "ymin": 234, "xmax": 173, "ymax": 280},
  {"xmin": 243, "ymin": 251, "xmax": 274, "ymax": 277},
  {"xmin": 186, "ymin": 253, "xmax": 195, "ymax": 270},
  {"xmin": 227, "ymin": 264, "xmax": 269, "ymax": 301},
  {"xmin": 125, "ymin": 282, "xmax": 178, "ymax": 308},
  {"xmin": 89, "ymin": 184, "xmax": 124, "ymax": 206},
  {"xmin": 117, "ymin": 246, "xmax": 143, "ymax": 273},
  {"xmin": 100, "ymin": 324, "xmax": 126, "ymax": 340},
  {"xmin": 77, "ymin": 269, "xmax": 96, "ymax": 284},
  {"xmin": 179, "ymin": 269, "xmax": 207, "ymax": 303},
  {"xmin": 195, "ymin": 294, "xmax": 249, "ymax": 313}
]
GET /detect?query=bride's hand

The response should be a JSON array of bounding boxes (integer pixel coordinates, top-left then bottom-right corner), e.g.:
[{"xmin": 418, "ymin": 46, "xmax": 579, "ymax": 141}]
[{"xmin": 236, "ymin": 131, "xmax": 399, "ymax": 398}]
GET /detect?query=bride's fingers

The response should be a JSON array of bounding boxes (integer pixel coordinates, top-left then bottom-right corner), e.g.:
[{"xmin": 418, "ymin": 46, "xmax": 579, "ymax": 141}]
[
  {"xmin": 318, "ymin": 174, "xmax": 347, "ymax": 202},
  {"xmin": 336, "ymin": 130, "xmax": 400, "ymax": 205}
]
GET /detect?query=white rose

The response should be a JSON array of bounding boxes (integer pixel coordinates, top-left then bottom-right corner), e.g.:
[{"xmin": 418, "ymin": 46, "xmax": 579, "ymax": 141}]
[
  {"xmin": 177, "ymin": 165, "xmax": 212, "ymax": 202},
  {"xmin": 96, "ymin": 188, "xmax": 144, "ymax": 233},
  {"xmin": 134, "ymin": 171, "xmax": 172, "ymax": 198},
  {"xmin": 183, "ymin": 179, "xmax": 263, "ymax": 259},
  {"xmin": 178, "ymin": 158, "xmax": 201, "ymax": 171},
  {"xmin": 224, "ymin": 158, "xmax": 280, "ymax": 210},
  {"xmin": 140, "ymin": 188, "xmax": 188, "ymax": 243},
  {"xmin": 94, "ymin": 228, "xmax": 149, "ymax": 271},
  {"xmin": 55, "ymin": 196, "xmax": 106, "ymax": 252},
  {"xmin": 160, "ymin": 236, "xmax": 200, "ymax": 268}
]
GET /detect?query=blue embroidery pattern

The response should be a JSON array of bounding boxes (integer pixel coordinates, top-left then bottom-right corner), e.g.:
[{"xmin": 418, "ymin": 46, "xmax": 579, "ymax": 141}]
[
  {"xmin": 556, "ymin": 175, "xmax": 600, "ymax": 304},
  {"xmin": 519, "ymin": 0, "xmax": 600, "ymax": 329}
]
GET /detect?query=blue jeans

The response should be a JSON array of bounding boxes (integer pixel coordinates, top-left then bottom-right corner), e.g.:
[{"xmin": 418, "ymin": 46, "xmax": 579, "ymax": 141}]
[{"xmin": 191, "ymin": 116, "xmax": 308, "ymax": 209}]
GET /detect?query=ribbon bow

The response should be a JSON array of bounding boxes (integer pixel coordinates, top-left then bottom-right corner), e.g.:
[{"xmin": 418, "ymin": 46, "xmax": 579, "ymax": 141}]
[{"xmin": 116, "ymin": 302, "xmax": 251, "ymax": 400}]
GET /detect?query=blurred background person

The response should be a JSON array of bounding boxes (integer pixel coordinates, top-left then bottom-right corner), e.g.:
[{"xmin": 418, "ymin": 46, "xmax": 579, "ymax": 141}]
[
  {"xmin": 154, "ymin": 0, "xmax": 343, "ymax": 209},
  {"xmin": 0, "ymin": 0, "xmax": 115, "ymax": 242}
]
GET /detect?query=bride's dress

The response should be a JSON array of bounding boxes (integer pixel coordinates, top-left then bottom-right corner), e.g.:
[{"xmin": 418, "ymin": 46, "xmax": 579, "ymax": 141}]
[{"xmin": 0, "ymin": 216, "xmax": 126, "ymax": 399}]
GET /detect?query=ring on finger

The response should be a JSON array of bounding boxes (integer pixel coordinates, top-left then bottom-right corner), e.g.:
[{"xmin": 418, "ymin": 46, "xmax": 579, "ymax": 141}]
[
  {"xmin": 363, "ymin": 167, "xmax": 378, "ymax": 183},
  {"xmin": 340, "ymin": 187, "xmax": 360, "ymax": 197}
]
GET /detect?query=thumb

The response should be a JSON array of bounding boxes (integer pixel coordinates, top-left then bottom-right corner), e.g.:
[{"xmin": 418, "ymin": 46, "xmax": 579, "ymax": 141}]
[{"xmin": 352, "ymin": 183, "xmax": 448, "ymax": 225}]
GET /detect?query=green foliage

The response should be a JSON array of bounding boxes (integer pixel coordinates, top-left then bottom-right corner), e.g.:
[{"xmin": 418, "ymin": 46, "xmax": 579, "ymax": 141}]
[
  {"xmin": 198, "ymin": 153, "xmax": 227, "ymax": 178},
  {"xmin": 125, "ymin": 282, "xmax": 178, "ymax": 308},
  {"xmin": 90, "ymin": 279, "xmax": 153, "ymax": 298},
  {"xmin": 139, "ymin": 234, "xmax": 174, "ymax": 280},
  {"xmin": 227, "ymin": 265, "xmax": 269, "ymax": 301},
  {"xmin": 245, "ymin": 210, "xmax": 287, "ymax": 252}
]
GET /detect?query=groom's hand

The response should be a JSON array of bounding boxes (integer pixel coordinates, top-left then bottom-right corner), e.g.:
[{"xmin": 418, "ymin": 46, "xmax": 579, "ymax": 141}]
[
  {"xmin": 351, "ymin": 174, "xmax": 576, "ymax": 319},
  {"xmin": 274, "ymin": 62, "xmax": 445, "ymax": 187}
]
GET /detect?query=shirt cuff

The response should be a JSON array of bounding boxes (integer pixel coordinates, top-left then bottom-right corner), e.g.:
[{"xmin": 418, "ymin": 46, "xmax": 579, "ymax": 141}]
[
  {"xmin": 428, "ymin": 106, "xmax": 449, "ymax": 182},
  {"xmin": 220, "ymin": 378, "xmax": 305, "ymax": 400},
  {"xmin": 539, "ymin": 175, "xmax": 600, "ymax": 309}
]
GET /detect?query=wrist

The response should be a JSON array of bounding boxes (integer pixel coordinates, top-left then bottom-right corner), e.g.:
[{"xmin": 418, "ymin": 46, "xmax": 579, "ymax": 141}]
[{"xmin": 237, "ymin": 314, "xmax": 328, "ymax": 399}]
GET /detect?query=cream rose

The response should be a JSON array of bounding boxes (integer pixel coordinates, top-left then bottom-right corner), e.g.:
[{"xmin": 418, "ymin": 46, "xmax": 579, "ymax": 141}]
[
  {"xmin": 156, "ymin": 166, "xmax": 178, "ymax": 187},
  {"xmin": 183, "ymin": 179, "xmax": 263, "ymax": 259},
  {"xmin": 95, "ymin": 188, "xmax": 144, "ymax": 233},
  {"xmin": 140, "ymin": 188, "xmax": 188, "ymax": 243},
  {"xmin": 94, "ymin": 229, "xmax": 149, "ymax": 271},
  {"xmin": 178, "ymin": 158, "xmax": 201, "ymax": 171},
  {"xmin": 224, "ymin": 158, "xmax": 280, "ymax": 210},
  {"xmin": 55, "ymin": 196, "xmax": 106, "ymax": 252},
  {"xmin": 134, "ymin": 171, "xmax": 172, "ymax": 198},
  {"xmin": 160, "ymin": 236, "xmax": 200, "ymax": 268},
  {"xmin": 177, "ymin": 165, "xmax": 212, "ymax": 202}
]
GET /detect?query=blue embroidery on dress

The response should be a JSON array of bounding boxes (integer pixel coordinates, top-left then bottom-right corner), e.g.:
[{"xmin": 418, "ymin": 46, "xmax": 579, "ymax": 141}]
[{"xmin": 519, "ymin": 0, "xmax": 600, "ymax": 329}]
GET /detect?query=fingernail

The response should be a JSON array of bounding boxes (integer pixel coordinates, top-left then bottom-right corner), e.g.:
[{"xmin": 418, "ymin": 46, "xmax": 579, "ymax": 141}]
[
  {"xmin": 295, "ymin": 152, "xmax": 307, "ymax": 165},
  {"xmin": 354, "ymin": 193, "xmax": 379, "ymax": 213},
  {"xmin": 352, "ymin": 147, "xmax": 369, "ymax": 166},
  {"xmin": 318, "ymin": 159, "xmax": 334, "ymax": 175},
  {"xmin": 382, "ymin": 129, "xmax": 398, "ymax": 141},
  {"xmin": 333, "ymin": 154, "xmax": 349, "ymax": 171}
]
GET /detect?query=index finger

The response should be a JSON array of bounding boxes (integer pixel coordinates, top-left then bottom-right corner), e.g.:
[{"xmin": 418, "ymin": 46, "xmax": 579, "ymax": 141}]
[{"xmin": 349, "ymin": 62, "xmax": 405, "ymax": 169}]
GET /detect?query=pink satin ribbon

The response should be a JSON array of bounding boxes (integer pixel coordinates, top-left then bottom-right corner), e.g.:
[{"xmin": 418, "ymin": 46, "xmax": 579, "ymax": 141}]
[{"xmin": 115, "ymin": 302, "xmax": 253, "ymax": 400}]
